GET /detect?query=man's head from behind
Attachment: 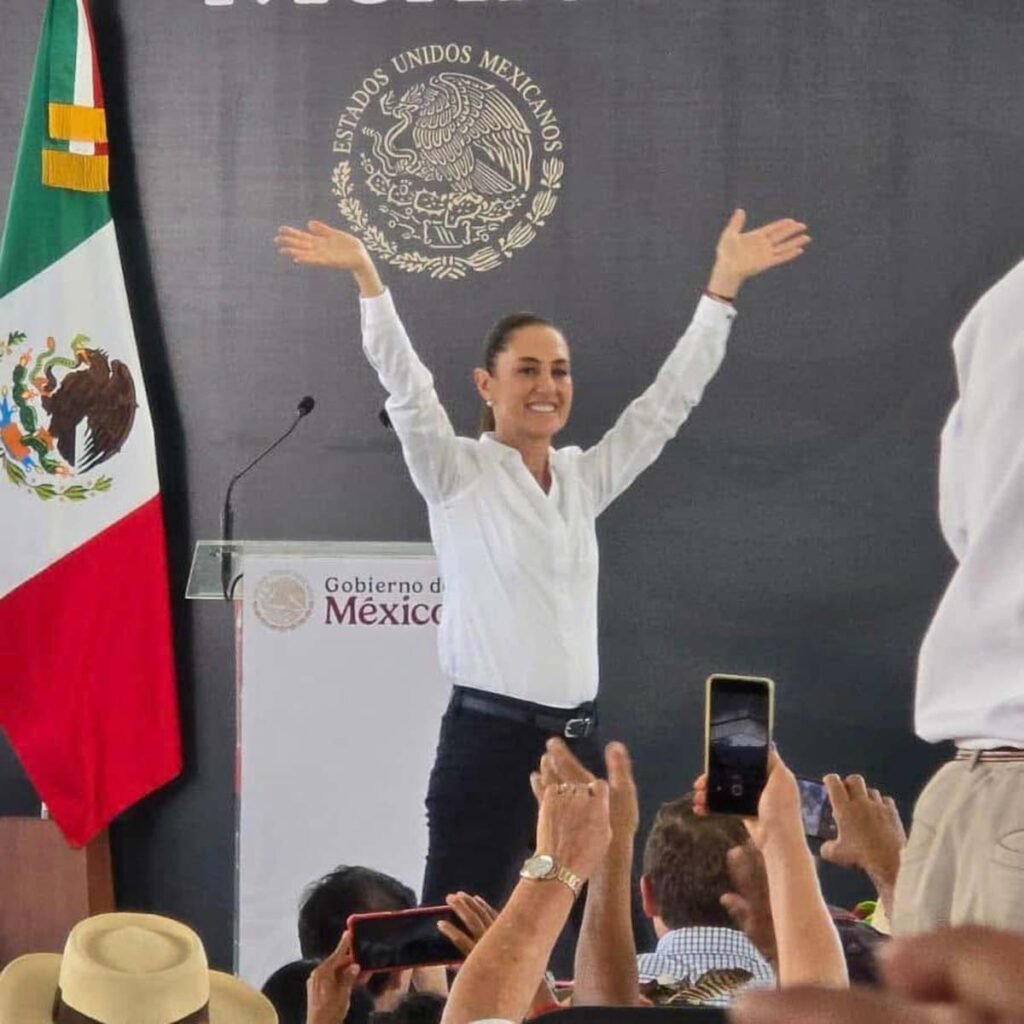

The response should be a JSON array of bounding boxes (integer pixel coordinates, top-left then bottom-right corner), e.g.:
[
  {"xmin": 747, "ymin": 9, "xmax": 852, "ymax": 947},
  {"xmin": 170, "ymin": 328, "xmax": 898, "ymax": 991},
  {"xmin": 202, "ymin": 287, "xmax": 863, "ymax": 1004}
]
[
  {"xmin": 641, "ymin": 794, "xmax": 748, "ymax": 935},
  {"xmin": 299, "ymin": 865, "xmax": 416, "ymax": 958},
  {"xmin": 298, "ymin": 865, "xmax": 416, "ymax": 1002}
]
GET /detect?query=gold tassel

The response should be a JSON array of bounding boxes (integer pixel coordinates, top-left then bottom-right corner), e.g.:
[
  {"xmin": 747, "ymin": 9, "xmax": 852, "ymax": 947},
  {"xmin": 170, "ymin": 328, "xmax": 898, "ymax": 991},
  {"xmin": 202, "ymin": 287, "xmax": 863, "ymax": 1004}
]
[
  {"xmin": 42, "ymin": 149, "xmax": 109, "ymax": 192},
  {"xmin": 48, "ymin": 102, "xmax": 108, "ymax": 143}
]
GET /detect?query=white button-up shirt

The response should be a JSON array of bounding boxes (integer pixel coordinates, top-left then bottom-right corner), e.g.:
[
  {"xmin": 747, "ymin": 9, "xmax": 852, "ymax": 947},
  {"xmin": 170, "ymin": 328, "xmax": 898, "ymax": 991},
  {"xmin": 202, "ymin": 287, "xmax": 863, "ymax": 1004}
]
[
  {"xmin": 916, "ymin": 259, "xmax": 1024, "ymax": 747},
  {"xmin": 361, "ymin": 290, "xmax": 736, "ymax": 708}
]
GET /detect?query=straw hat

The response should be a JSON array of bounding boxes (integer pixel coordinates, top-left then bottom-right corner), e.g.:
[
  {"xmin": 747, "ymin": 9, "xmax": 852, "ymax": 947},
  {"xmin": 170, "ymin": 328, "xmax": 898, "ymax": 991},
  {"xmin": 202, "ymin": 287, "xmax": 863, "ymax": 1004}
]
[{"xmin": 0, "ymin": 913, "xmax": 276, "ymax": 1024}]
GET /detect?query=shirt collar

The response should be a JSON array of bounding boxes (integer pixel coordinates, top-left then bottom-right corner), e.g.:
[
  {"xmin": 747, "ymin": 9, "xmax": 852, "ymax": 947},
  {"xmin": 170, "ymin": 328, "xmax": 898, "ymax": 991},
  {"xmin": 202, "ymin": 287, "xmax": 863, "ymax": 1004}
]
[
  {"xmin": 478, "ymin": 432, "xmax": 558, "ymax": 465},
  {"xmin": 477, "ymin": 432, "xmax": 517, "ymax": 461},
  {"xmin": 654, "ymin": 926, "xmax": 770, "ymax": 967}
]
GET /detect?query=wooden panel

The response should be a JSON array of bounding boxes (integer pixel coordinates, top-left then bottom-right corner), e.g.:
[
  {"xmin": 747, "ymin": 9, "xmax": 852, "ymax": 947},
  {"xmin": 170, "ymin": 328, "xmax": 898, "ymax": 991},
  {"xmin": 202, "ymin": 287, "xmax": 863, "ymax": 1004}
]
[{"xmin": 0, "ymin": 819, "xmax": 113, "ymax": 967}]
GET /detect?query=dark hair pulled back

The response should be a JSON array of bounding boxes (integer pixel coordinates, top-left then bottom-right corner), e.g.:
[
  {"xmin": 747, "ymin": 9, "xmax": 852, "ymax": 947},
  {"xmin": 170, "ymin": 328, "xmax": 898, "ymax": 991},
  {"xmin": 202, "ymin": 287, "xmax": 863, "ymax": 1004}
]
[{"xmin": 478, "ymin": 312, "xmax": 555, "ymax": 434}]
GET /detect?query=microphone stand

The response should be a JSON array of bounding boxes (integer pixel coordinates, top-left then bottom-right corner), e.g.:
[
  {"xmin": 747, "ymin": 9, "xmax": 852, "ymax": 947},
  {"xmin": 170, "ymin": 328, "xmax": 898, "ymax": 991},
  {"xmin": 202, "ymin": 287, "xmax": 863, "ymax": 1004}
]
[{"xmin": 220, "ymin": 398, "xmax": 315, "ymax": 600}]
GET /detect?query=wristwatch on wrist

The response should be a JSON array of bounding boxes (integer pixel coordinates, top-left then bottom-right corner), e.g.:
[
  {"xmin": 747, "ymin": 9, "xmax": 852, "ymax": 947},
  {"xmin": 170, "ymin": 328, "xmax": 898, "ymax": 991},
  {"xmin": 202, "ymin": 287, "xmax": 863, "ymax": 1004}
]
[{"xmin": 520, "ymin": 853, "xmax": 584, "ymax": 898}]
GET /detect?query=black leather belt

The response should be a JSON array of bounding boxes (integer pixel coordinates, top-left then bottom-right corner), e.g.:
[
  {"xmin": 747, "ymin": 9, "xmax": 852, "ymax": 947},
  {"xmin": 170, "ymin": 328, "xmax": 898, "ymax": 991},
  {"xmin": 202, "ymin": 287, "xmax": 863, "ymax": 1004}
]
[{"xmin": 452, "ymin": 686, "xmax": 597, "ymax": 739}]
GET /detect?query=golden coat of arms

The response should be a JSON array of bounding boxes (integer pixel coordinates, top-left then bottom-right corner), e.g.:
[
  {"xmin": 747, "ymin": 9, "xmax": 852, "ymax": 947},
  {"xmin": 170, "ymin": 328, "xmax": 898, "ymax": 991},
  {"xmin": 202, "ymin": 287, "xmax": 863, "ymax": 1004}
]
[{"xmin": 332, "ymin": 44, "xmax": 565, "ymax": 280}]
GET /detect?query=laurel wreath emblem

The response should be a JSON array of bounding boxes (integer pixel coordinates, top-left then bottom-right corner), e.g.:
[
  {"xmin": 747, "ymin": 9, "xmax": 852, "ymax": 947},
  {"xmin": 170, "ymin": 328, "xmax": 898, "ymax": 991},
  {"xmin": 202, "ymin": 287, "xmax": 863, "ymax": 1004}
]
[
  {"xmin": 332, "ymin": 157, "xmax": 564, "ymax": 281},
  {"xmin": 2, "ymin": 457, "xmax": 112, "ymax": 502}
]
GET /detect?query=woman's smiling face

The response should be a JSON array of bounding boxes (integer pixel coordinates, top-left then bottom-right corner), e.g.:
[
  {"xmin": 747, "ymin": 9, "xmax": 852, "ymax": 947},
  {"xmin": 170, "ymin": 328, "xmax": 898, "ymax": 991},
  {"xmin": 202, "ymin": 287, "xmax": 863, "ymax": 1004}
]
[{"xmin": 477, "ymin": 323, "xmax": 573, "ymax": 443}]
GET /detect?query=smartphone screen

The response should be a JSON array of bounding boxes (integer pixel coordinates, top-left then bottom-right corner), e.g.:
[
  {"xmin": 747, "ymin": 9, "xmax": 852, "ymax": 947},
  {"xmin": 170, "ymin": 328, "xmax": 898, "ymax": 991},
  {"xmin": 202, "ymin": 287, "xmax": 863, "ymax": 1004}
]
[
  {"xmin": 348, "ymin": 906, "xmax": 464, "ymax": 972},
  {"xmin": 705, "ymin": 674, "xmax": 773, "ymax": 817},
  {"xmin": 796, "ymin": 777, "xmax": 838, "ymax": 840}
]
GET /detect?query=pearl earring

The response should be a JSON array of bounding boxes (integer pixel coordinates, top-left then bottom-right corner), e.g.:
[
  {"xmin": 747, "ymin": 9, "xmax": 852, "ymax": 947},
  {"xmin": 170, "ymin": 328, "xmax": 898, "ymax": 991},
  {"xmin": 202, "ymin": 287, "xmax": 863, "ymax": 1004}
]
[{"xmin": 486, "ymin": 401, "xmax": 493, "ymax": 407}]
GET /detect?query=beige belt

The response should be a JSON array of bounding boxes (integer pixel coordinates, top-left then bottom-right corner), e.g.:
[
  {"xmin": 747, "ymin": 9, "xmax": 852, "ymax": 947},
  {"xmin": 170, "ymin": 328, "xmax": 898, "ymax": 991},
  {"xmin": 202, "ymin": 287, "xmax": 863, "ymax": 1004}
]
[{"xmin": 955, "ymin": 747, "xmax": 1024, "ymax": 765}]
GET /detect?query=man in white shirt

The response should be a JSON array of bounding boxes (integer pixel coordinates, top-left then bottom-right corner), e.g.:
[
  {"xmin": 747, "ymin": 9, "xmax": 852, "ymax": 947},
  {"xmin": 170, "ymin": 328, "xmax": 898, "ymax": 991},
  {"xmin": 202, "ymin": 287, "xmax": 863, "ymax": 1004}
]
[{"xmin": 892, "ymin": 259, "xmax": 1024, "ymax": 934}]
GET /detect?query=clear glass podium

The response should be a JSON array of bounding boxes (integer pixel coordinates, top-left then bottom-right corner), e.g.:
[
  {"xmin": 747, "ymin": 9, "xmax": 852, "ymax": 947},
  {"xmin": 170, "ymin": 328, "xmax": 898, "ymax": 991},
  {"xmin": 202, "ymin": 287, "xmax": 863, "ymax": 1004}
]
[{"xmin": 185, "ymin": 539, "xmax": 435, "ymax": 600}]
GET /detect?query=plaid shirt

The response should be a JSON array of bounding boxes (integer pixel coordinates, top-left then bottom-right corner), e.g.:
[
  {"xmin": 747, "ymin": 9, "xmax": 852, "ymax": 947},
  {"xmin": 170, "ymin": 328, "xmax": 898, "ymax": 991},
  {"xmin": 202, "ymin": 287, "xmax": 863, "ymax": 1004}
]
[{"xmin": 636, "ymin": 927, "xmax": 776, "ymax": 1006}]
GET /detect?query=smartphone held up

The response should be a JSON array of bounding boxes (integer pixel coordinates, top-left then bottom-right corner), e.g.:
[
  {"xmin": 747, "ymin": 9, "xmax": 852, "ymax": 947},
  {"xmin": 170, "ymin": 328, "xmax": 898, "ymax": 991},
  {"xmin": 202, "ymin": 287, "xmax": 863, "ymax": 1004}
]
[
  {"xmin": 796, "ymin": 776, "xmax": 838, "ymax": 840},
  {"xmin": 348, "ymin": 906, "xmax": 464, "ymax": 972},
  {"xmin": 704, "ymin": 673, "xmax": 774, "ymax": 817}
]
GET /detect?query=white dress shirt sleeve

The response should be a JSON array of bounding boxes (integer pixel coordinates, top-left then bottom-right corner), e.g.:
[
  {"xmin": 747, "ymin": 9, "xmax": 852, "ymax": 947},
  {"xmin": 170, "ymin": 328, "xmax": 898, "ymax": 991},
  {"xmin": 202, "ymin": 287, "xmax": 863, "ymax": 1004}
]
[
  {"xmin": 936, "ymin": 398, "xmax": 968, "ymax": 562},
  {"xmin": 577, "ymin": 295, "xmax": 736, "ymax": 515},
  {"xmin": 361, "ymin": 289, "xmax": 467, "ymax": 505}
]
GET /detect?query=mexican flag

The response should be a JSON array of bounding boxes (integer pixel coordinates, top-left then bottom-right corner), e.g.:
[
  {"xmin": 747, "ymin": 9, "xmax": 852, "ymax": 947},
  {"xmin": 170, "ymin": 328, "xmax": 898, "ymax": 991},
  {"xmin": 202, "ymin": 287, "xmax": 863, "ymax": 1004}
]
[{"xmin": 0, "ymin": 0, "xmax": 181, "ymax": 846}]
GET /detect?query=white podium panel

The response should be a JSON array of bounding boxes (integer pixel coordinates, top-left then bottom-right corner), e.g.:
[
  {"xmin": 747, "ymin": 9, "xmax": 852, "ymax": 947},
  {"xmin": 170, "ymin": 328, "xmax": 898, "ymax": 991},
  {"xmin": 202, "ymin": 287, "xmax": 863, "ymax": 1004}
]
[{"xmin": 238, "ymin": 548, "xmax": 447, "ymax": 986}]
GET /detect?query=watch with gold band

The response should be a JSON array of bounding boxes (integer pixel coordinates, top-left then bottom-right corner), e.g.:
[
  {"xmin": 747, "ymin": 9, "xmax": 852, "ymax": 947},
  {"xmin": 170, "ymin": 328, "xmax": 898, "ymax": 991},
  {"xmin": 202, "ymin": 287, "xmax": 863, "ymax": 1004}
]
[{"xmin": 520, "ymin": 853, "xmax": 584, "ymax": 897}]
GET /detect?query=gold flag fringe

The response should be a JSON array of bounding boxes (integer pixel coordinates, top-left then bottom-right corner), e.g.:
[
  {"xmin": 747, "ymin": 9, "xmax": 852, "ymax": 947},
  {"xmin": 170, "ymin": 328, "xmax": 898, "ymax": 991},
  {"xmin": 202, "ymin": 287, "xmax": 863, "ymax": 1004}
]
[
  {"xmin": 42, "ymin": 149, "xmax": 109, "ymax": 192},
  {"xmin": 48, "ymin": 102, "xmax": 108, "ymax": 143}
]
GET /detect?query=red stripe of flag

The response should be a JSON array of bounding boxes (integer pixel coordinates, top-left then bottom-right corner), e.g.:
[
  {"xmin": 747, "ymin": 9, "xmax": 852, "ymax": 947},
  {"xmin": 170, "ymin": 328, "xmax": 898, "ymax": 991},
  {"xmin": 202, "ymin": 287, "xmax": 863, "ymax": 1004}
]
[
  {"xmin": 80, "ymin": 0, "xmax": 105, "ymax": 109},
  {"xmin": 80, "ymin": 0, "xmax": 109, "ymax": 155},
  {"xmin": 0, "ymin": 496, "xmax": 181, "ymax": 846}
]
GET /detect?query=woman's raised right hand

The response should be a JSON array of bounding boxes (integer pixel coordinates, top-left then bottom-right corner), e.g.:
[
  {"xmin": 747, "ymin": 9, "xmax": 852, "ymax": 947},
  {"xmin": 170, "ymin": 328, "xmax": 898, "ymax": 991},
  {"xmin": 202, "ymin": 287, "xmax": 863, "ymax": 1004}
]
[
  {"xmin": 275, "ymin": 220, "xmax": 370, "ymax": 269},
  {"xmin": 276, "ymin": 220, "xmax": 385, "ymax": 297}
]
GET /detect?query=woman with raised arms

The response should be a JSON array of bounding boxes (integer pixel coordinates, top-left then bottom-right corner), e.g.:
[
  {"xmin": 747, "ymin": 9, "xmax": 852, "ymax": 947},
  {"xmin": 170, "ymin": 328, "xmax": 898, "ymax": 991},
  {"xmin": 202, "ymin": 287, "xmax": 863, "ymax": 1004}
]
[{"xmin": 274, "ymin": 210, "xmax": 809, "ymax": 911}]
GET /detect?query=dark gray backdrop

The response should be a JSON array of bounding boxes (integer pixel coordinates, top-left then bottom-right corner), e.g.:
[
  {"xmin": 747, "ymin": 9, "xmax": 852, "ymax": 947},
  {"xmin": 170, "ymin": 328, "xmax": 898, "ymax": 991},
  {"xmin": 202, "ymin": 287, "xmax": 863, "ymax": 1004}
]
[{"xmin": 2, "ymin": 0, "xmax": 1023, "ymax": 971}]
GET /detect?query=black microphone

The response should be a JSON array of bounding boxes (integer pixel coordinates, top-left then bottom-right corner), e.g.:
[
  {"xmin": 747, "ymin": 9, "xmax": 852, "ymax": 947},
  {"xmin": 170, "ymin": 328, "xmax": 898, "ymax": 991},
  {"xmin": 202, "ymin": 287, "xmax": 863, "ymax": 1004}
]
[{"xmin": 220, "ymin": 396, "xmax": 316, "ymax": 600}]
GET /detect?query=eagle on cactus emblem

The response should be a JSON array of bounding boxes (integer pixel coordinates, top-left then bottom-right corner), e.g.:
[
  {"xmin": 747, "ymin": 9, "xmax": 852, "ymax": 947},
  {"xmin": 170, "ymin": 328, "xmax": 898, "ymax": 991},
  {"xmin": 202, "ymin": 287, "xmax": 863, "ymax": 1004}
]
[{"xmin": 0, "ymin": 330, "xmax": 136, "ymax": 501}]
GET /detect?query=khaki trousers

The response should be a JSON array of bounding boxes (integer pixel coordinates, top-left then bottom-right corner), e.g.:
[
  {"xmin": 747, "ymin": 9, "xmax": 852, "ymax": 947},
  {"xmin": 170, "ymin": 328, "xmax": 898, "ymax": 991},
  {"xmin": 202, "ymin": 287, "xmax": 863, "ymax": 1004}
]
[{"xmin": 893, "ymin": 758, "xmax": 1024, "ymax": 935}]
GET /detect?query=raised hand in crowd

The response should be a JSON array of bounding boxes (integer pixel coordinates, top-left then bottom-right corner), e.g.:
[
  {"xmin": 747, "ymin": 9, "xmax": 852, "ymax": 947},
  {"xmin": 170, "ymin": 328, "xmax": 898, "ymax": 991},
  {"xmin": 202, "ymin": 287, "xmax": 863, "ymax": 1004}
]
[
  {"xmin": 532, "ymin": 738, "xmax": 641, "ymax": 1006},
  {"xmin": 533, "ymin": 770, "xmax": 613, "ymax": 883},
  {"xmin": 436, "ymin": 892, "xmax": 499, "ymax": 959},
  {"xmin": 441, "ymin": 776, "xmax": 611, "ymax": 1024},
  {"xmin": 305, "ymin": 930, "xmax": 364, "ymax": 1024},
  {"xmin": 732, "ymin": 925, "xmax": 1024, "ymax": 1024},
  {"xmin": 705, "ymin": 209, "xmax": 810, "ymax": 300},
  {"xmin": 720, "ymin": 842, "xmax": 778, "ymax": 970},
  {"xmin": 532, "ymin": 738, "xmax": 639, "ymax": 849},
  {"xmin": 274, "ymin": 221, "xmax": 385, "ymax": 297},
  {"xmin": 437, "ymin": 892, "xmax": 560, "ymax": 1016},
  {"xmin": 820, "ymin": 773, "xmax": 906, "ymax": 922},
  {"xmin": 694, "ymin": 750, "xmax": 847, "ymax": 990}
]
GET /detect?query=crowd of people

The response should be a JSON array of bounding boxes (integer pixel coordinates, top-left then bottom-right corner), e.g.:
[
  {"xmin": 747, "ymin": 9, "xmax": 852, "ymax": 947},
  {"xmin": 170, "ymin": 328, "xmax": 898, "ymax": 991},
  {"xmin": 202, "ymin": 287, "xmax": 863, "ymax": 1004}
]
[
  {"xmin": 257, "ymin": 727, "xmax": 1024, "ymax": 1024},
  {"xmin": 252, "ymin": 737, "xmax": 902, "ymax": 1023},
  {"xmin": 6, "ymin": 728, "xmax": 1022, "ymax": 1024}
]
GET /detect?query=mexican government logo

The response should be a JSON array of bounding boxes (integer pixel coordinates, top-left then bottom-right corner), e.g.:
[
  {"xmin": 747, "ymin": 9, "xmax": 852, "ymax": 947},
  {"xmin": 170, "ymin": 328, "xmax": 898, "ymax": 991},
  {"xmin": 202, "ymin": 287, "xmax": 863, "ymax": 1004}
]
[
  {"xmin": 332, "ymin": 43, "xmax": 565, "ymax": 281},
  {"xmin": 0, "ymin": 331, "xmax": 136, "ymax": 502},
  {"xmin": 252, "ymin": 571, "xmax": 315, "ymax": 632}
]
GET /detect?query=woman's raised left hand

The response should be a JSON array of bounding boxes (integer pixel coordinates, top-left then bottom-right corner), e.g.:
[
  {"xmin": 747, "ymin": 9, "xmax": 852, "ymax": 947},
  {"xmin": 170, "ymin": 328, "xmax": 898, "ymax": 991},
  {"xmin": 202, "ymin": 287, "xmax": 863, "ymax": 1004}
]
[{"xmin": 707, "ymin": 209, "xmax": 810, "ymax": 298}]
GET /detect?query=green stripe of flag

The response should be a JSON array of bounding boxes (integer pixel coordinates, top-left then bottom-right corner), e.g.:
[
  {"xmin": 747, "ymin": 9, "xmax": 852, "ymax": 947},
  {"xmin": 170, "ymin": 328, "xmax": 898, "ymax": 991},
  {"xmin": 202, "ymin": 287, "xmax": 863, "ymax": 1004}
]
[
  {"xmin": 0, "ymin": 0, "xmax": 109, "ymax": 301},
  {"xmin": 47, "ymin": 0, "xmax": 80, "ymax": 114}
]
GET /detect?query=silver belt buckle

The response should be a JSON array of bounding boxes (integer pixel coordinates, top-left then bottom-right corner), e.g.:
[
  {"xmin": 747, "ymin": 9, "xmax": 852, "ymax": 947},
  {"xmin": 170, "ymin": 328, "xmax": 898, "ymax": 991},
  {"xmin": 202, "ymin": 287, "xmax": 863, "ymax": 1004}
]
[{"xmin": 563, "ymin": 717, "xmax": 591, "ymax": 739}]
